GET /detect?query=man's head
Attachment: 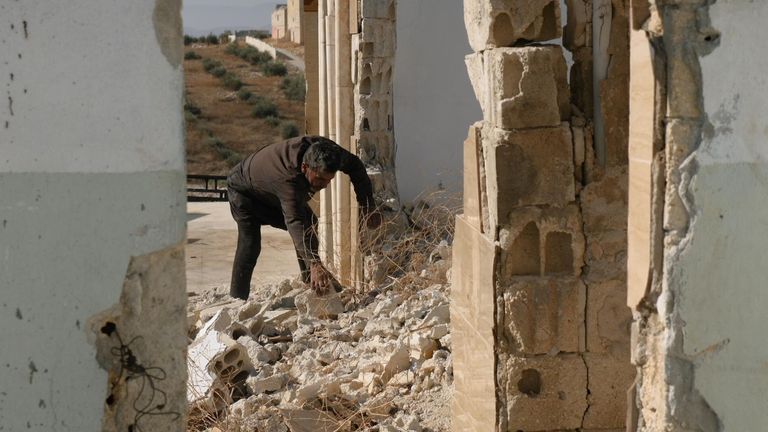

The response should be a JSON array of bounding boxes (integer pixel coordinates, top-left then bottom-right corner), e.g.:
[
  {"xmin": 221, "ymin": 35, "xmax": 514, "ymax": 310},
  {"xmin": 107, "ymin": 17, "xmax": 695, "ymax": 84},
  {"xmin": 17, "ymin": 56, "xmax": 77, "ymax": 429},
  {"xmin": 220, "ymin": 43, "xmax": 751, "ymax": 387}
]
[{"xmin": 301, "ymin": 138, "xmax": 341, "ymax": 192}]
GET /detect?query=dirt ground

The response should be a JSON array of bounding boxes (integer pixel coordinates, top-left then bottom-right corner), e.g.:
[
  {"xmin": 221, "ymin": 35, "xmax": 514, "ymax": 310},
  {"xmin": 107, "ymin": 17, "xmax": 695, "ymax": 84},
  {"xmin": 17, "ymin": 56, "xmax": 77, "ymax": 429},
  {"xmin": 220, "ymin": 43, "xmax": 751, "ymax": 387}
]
[{"xmin": 183, "ymin": 42, "xmax": 305, "ymax": 176}]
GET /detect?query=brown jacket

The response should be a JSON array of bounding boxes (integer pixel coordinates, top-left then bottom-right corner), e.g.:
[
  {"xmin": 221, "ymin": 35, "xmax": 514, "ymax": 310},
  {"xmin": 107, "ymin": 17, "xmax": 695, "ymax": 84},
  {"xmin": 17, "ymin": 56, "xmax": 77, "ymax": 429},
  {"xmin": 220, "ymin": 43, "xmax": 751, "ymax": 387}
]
[{"xmin": 227, "ymin": 136, "xmax": 375, "ymax": 262}]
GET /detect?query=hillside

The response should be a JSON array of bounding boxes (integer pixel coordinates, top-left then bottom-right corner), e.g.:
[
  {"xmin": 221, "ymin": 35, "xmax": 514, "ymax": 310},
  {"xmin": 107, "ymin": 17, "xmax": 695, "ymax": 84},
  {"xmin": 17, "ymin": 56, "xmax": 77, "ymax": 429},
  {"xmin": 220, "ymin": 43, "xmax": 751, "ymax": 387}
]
[{"xmin": 183, "ymin": 42, "xmax": 305, "ymax": 176}]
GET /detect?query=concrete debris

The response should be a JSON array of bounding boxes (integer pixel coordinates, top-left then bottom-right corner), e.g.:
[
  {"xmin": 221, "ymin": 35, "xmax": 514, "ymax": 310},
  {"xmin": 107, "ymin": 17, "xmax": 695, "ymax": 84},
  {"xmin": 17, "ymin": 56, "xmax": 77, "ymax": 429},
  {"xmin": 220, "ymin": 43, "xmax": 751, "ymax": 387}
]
[{"xmin": 186, "ymin": 241, "xmax": 454, "ymax": 431}]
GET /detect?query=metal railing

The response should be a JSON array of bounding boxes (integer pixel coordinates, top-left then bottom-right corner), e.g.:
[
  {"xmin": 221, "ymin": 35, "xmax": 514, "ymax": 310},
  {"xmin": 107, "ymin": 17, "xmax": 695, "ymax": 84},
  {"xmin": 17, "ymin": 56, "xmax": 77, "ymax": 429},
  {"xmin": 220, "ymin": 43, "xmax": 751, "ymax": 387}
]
[{"xmin": 187, "ymin": 174, "xmax": 228, "ymax": 202}]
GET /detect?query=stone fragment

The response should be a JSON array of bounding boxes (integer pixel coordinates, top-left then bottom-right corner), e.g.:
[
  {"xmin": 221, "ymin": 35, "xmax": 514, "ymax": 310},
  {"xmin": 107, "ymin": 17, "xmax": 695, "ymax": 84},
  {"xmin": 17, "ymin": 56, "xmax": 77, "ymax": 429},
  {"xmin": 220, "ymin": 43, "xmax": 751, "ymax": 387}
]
[
  {"xmin": 485, "ymin": 125, "xmax": 575, "ymax": 223},
  {"xmin": 417, "ymin": 303, "xmax": 450, "ymax": 327},
  {"xmin": 295, "ymin": 290, "xmax": 345, "ymax": 319},
  {"xmin": 500, "ymin": 277, "xmax": 586, "ymax": 354},
  {"xmin": 409, "ymin": 333, "xmax": 438, "ymax": 360},
  {"xmin": 388, "ymin": 370, "xmax": 415, "ymax": 387},
  {"xmin": 280, "ymin": 408, "xmax": 338, "ymax": 432},
  {"xmin": 429, "ymin": 324, "xmax": 449, "ymax": 340},
  {"xmin": 464, "ymin": 0, "xmax": 561, "ymax": 51},
  {"xmin": 586, "ymin": 280, "xmax": 632, "ymax": 355},
  {"xmin": 484, "ymin": 47, "xmax": 569, "ymax": 129},
  {"xmin": 247, "ymin": 373, "xmax": 286, "ymax": 394},
  {"xmin": 383, "ymin": 343, "xmax": 411, "ymax": 383},
  {"xmin": 362, "ymin": 390, "xmax": 397, "ymax": 420},
  {"xmin": 499, "ymin": 353, "xmax": 587, "ymax": 430}
]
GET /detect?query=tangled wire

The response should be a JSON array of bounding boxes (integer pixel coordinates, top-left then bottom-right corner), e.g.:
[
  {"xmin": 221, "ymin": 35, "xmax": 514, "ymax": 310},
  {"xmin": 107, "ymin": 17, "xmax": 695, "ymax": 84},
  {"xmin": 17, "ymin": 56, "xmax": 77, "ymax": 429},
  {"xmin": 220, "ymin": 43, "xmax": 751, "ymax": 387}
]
[{"xmin": 102, "ymin": 322, "xmax": 180, "ymax": 432}]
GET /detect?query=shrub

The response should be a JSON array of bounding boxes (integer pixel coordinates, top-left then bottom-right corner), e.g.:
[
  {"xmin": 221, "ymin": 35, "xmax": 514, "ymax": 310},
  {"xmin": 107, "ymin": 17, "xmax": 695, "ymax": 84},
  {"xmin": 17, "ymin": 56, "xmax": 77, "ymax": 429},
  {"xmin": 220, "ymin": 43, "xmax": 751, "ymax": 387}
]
[
  {"xmin": 237, "ymin": 89, "xmax": 252, "ymax": 101},
  {"xmin": 251, "ymin": 98, "xmax": 278, "ymax": 118},
  {"xmin": 205, "ymin": 136, "xmax": 241, "ymax": 166},
  {"xmin": 261, "ymin": 61, "xmax": 287, "ymax": 77},
  {"xmin": 184, "ymin": 102, "xmax": 201, "ymax": 116},
  {"xmin": 246, "ymin": 94, "xmax": 265, "ymax": 105},
  {"xmin": 280, "ymin": 74, "xmax": 306, "ymax": 101},
  {"xmin": 247, "ymin": 50, "xmax": 272, "ymax": 65},
  {"xmin": 202, "ymin": 58, "xmax": 221, "ymax": 72},
  {"xmin": 210, "ymin": 66, "xmax": 227, "ymax": 78},
  {"xmin": 184, "ymin": 51, "xmax": 201, "ymax": 60},
  {"xmin": 222, "ymin": 72, "xmax": 243, "ymax": 90},
  {"xmin": 264, "ymin": 116, "xmax": 280, "ymax": 127},
  {"xmin": 281, "ymin": 121, "xmax": 300, "ymax": 139},
  {"xmin": 205, "ymin": 33, "xmax": 219, "ymax": 45},
  {"xmin": 183, "ymin": 35, "xmax": 198, "ymax": 45},
  {"xmin": 225, "ymin": 43, "xmax": 240, "ymax": 56}
]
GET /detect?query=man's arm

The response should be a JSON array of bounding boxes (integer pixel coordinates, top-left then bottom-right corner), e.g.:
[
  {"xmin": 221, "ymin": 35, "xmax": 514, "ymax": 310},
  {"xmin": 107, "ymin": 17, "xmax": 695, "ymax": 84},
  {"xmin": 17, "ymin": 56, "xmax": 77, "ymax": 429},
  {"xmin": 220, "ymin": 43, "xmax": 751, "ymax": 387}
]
[
  {"xmin": 337, "ymin": 147, "xmax": 375, "ymax": 210},
  {"xmin": 276, "ymin": 179, "xmax": 319, "ymax": 264}
]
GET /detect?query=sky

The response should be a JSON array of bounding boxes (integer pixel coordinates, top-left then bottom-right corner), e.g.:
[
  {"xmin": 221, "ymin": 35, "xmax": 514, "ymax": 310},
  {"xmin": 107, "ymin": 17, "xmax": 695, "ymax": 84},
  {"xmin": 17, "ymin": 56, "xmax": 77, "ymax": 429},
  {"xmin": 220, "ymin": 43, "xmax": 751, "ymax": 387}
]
[{"xmin": 183, "ymin": 0, "xmax": 280, "ymax": 35}]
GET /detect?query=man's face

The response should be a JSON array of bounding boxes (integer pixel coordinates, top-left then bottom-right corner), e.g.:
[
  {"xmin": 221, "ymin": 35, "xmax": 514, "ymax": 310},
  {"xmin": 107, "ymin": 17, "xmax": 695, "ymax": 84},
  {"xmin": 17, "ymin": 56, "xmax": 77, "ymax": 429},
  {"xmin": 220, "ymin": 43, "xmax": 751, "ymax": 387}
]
[{"xmin": 302, "ymin": 163, "xmax": 336, "ymax": 192}]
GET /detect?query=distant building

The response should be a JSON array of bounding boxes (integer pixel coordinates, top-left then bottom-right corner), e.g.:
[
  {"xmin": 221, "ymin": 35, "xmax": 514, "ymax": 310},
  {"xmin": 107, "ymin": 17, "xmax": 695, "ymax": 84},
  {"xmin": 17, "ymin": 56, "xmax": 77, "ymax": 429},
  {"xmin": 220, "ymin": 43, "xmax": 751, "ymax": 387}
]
[
  {"xmin": 287, "ymin": 0, "xmax": 303, "ymax": 44},
  {"xmin": 271, "ymin": 4, "xmax": 287, "ymax": 39}
]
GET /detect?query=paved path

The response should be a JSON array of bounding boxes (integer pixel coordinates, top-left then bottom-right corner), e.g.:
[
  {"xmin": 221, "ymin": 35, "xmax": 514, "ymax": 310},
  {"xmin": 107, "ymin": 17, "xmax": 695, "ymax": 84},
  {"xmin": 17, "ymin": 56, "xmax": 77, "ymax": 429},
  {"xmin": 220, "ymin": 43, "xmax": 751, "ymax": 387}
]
[{"xmin": 186, "ymin": 202, "xmax": 299, "ymax": 294}]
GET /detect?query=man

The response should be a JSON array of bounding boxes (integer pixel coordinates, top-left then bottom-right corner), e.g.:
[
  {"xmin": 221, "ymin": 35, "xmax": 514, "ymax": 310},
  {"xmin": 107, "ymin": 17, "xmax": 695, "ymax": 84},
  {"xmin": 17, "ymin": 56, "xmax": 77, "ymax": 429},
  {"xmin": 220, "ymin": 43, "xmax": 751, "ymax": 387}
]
[{"xmin": 226, "ymin": 135, "xmax": 380, "ymax": 300}]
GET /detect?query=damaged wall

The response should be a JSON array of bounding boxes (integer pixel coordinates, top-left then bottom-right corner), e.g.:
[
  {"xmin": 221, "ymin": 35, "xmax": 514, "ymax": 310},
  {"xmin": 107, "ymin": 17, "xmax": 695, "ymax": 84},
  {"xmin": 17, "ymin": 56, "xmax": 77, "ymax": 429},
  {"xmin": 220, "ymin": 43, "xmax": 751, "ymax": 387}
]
[
  {"xmin": 630, "ymin": 1, "xmax": 768, "ymax": 430},
  {"xmin": 453, "ymin": 0, "xmax": 633, "ymax": 430},
  {"xmin": 0, "ymin": 2, "xmax": 187, "ymax": 431},
  {"xmin": 393, "ymin": 0, "xmax": 481, "ymax": 201}
]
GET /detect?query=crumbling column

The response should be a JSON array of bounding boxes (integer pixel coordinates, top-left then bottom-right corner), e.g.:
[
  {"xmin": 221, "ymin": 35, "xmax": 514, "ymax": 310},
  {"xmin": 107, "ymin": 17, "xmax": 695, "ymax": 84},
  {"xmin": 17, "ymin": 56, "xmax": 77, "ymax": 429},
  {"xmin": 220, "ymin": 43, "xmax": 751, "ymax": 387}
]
[{"xmin": 454, "ymin": 0, "xmax": 632, "ymax": 430}]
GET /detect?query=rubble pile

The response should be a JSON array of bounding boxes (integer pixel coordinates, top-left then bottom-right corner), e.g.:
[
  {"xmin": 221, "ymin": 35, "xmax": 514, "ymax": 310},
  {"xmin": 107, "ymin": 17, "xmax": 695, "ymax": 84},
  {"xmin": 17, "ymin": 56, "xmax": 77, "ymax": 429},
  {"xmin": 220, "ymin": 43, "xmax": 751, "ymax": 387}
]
[{"xmin": 186, "ymin": 241, "xmax": 454, "ymax": 432}]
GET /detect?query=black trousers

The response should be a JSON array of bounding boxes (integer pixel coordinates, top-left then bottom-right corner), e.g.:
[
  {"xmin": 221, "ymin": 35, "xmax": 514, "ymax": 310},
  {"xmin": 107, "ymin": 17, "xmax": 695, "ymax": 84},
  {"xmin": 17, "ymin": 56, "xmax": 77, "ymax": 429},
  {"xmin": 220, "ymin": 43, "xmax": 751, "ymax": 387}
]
[{"xmin": 228, "ymin": 188, "xmax": 313, "ymax": 300}]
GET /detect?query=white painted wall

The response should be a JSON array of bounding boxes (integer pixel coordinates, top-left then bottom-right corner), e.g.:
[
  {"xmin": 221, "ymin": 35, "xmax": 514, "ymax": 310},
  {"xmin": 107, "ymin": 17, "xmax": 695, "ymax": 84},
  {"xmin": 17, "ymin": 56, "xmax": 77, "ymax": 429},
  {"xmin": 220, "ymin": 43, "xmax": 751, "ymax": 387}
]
[
  {"xmin": 246, "ymin": 35, "xmax": 279, "ymax": 59},
  {"xmin": 0, "ymin": 2, "xmax": 185, "ymax": 430},
  {"xmin": 674, "ymin": 2, "xmax": 768, "ymax": 429},
  {"xmin": 394, "ymin": 0, "xmax": 481, "ymax": 202}
]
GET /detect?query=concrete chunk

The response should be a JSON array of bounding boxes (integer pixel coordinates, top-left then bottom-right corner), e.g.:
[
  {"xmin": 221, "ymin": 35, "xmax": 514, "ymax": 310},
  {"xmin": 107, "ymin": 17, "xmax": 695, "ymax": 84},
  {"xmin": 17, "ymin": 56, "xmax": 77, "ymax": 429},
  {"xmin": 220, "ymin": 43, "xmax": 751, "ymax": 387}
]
[
  {"xmin": 485, "ymin": 125, "xmax": 575, "ymax": 223},
  {"xmin": 499, "ymin": 353, "xmax": 588, "ymax": 430},
  {"xmin": 500, "ymin": 277, "xmax": 586, "ymax": 354},
  {"xmin": 464, "ymin": 0, "xmax": 561, "ymax": 51}
]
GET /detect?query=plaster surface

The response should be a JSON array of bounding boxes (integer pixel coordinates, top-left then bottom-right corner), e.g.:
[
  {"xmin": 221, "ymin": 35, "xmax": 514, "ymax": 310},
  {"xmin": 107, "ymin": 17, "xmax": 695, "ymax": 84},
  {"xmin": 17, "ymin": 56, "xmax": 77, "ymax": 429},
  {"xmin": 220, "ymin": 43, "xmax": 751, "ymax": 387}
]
[
  {"xmin": 673, "ymin": 2, "xmax": 768, "ymax": 429},
  {"xmin": 0, "ymin": 171, "xmax": 185, "ymax": 430},
  {"xmin": 0, "ymin": 2, "xmax": 184, "ymax": 173},
  {"xmin": 393, "ymin": 0, "xmax": 481, "ymax": 202}
]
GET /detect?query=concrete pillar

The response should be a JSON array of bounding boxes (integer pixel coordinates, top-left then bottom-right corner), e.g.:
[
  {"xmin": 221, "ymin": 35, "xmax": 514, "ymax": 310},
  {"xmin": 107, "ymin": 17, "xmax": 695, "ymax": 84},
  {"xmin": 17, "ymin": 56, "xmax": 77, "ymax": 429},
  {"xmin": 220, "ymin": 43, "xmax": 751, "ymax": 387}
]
[
  {"xmin": 333, "ymin": 0, "xmax": 354, "ymax": 285},
  {"xmin": 318, "ymin": 0, "xmax": 334, "ymax": 265},
  {"xmin": 304, "ymin": 0, "xmax": 320, "ymax": 135},
  {"xmin": 0, "ymin": 2, "xmax": 186, "ymax": 431}
]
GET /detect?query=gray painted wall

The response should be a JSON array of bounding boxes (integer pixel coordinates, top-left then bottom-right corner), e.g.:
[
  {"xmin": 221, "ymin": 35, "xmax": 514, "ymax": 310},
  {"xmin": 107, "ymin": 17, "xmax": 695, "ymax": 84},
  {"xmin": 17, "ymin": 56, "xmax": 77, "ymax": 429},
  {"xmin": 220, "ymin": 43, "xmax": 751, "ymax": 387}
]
[
  {"xmin": 0, "ymin": 2, "xmax": 186, "ymax": 430},
  {"xmin": 394, "ymin": 0, "xmax": 481, "ymax": 202}
]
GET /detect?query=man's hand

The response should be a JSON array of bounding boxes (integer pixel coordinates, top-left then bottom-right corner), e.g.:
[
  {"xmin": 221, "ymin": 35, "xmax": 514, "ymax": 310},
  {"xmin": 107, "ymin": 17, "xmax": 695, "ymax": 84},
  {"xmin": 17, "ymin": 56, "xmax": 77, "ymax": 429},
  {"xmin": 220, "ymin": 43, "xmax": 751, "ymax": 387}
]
[{"xmin": 309, "ymin": 261, "xmax": 332, "ymax": 295}]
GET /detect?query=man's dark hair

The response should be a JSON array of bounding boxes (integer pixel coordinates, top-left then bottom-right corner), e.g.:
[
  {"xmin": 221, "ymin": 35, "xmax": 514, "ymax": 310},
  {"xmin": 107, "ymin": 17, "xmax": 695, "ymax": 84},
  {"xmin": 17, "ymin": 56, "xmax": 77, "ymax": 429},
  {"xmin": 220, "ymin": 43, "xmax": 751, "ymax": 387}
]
[{"xmin": 303, "ymin": 137, "xmax": 342, "ymax": 172}]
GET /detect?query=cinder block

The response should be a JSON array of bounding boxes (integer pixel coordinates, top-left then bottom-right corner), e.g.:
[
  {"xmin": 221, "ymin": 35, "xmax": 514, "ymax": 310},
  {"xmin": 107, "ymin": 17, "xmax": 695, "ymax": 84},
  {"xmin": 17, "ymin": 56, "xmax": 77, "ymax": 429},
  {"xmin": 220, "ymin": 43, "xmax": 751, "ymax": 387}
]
[
  {"xmin": 498, "ymin": 205, "xmax": 585, "ymax": 278},
  {"xmin": 581, "ymin": 167, "xmax": 628, "ymax": 235},
  {"xmin": 498, "ymin": 353, "xmax": 587, "ymax": 431},
  {"xmin": 464, "ymin": 0, "xmax": 561, "ymax": 51},
  {"xmin": 360, "ymin": 0, "xmax": 394, "ymax": 19},
  {"xmin": 583, "ymin": 353, "xmax": 636, "ymax": 429},
  {"xmin": 485, "ymin": 125, "xmax": 575, "ymax": 221},
  {"xmin": 499, "ymin": 277, "xmax": 586, "ymax": 354},
  {"xmin": 586, "ymin": 280, "xmax": 632, "ymax": 355},
  {"xmin": 488, "ymin": 47, "xmax": 569, "ymax": 129},
  {"xmin": 360, "ymin": 18, "xmax": 395, "ymax": 57}
]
